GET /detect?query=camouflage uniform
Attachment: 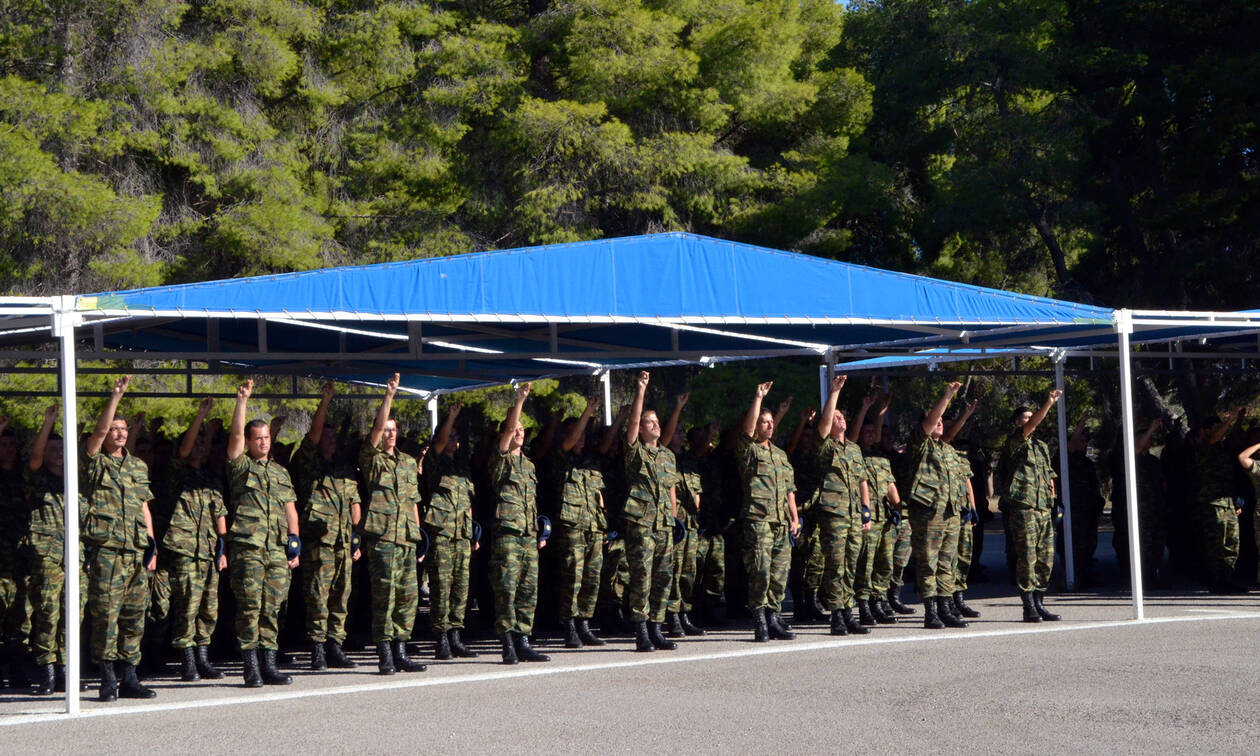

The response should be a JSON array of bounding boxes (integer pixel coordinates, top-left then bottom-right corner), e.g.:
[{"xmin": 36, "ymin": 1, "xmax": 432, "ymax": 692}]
[
  {"xmin": 812, "ymin": 437, "xmax": 869, "ymax": 612},
  {"xmin": 907, "ymin": 429, "xmax": 961, "ymax": 599},
  {"xmin": 998, "ymin": 431, "xmax": 1057, "ymax": 593},
  {"xmin": 887, "ymin": 449, "xmax": 913, "ymax": 592},
  {"xmin": 164, "ymin": 461, "xmax": 226, "ymax": 649},
  {"xmin": 789, "ymin": 446, "xmax": 823, "ymax": 603},
  {"xmin": 0, "ymin": 466, "xmax": 31, "ymax": 664},
  {"xmin": 622, "ymin": 441, "xmax": 677, "ymax": 623},
  {"xmin": 22, "ymin": 468, "xmax": 87, "ymax": 666},
  {"xmin": 146, "ymin": 469, "xmax": 178, "ymax": 626},
  {"xmin": 1066, "ymin": 450, "xmax": 1104, "ymax": 582},
  {"xmin": 858, "ymin": 451, "xmax": 898, "ymax": 601},
  {"xmin": 667, "ymin": 452, "xmax": 701, "ymax": 614},
  {"xmin": 945, "ymin": 444, "xmax": 973, "ymax": 593},
  {"xmin": 226, "ymin": 454, "xmax": 295, "ymax": 651},
  {"xmin": 490, "ymin": 450, "xmax": 539, "ymax": 635},
  {"xmin": 597, "ymin": 452, "xmax": 629, "ymax": 615},
  {"xmin": 1246, "ymin": 461, "xmax": 1260, "ymax": 582},
  {"xmin": 82, "ymin": 448, "xmax": 153, "ymax": 665},
  {"xmin": 425, "ymin": 451, "xmax": 476, "ymax": 633},
  {"xmin": 693, "ymin": 451, "xmax": 728, "ymax": 611},
  {"xmin": 1196, "ymin": 443, "xmax": 1239, "ymax": 581},
  {"xmin": 737, "ymin": 436, "xmax": 795, "ymax": 612},
  {"xmin": 360, "ymin": 443, "xmax": 423, "ymax": 643},
  {"xmin": 290, "ymin": 438, "xmax": 359, "ymax": 644},
  {"xmin": 554, "ymin": 450, "xmax": 605, "ymax": 622}
]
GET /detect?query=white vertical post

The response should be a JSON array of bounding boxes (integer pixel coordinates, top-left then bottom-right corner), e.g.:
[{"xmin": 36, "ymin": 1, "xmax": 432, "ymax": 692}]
[
  {"xmin": 818, "ymin": 365, "xmax": 829, "ymax": 411},
  {"xmin": 427, "ymin": 395, "xmax": 438, "ymax": 435},
  {"xmin": 600, "ymin": 370, "xmax": 612, "ymax": 426},
  {"xmin": 54, "ymin": 296, "xmax": 81, "ymax": 715},
  {"xmin": 1116, "ymin": 309, "xmax": 1145, "ymax": 620},
  {"xmin": 1055, "ymin": 357, "xmax": 1075, "ymax": 590}
]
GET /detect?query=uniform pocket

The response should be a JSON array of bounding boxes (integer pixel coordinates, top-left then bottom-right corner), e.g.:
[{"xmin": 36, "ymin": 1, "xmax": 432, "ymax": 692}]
[{"xmin": 82, "ymin": 509, "xmax": 115, "ymax": 545}]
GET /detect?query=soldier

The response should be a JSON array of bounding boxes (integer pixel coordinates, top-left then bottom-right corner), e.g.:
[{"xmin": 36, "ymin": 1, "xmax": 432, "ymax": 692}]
[
  {"xmin": 941, "ymin": 399, "xmax": 981, "ymax": 619},
  {"xmin": 813, "ymin": 374, "xmax": 872, "ymax": 636},
  {"xmin": 1064, "ymin": 415, "xmax": 1105, "ymax": 588},
  {"xmin": 165, "ymin": 398, "xmax": 228, "ymax": 682},
  {"xmin": 553, "ymin": 394, "xmax": 608, "ymax": 649},
  {"xmin": 0, "ymin": 418, "xmax": 32, "ymax": 690},
  {"xmin": 595, "ymin": 403, "xmax": 631, "ymax": 634},
  {"xmin": 426, "ymin": 400, "xmax": 480, "ymax": 660},
  {"xmin": 1194, "ymin": 409, "xmax": 1245, "ymax": 593},
  {"xmin": 851, "ymin": 393, "xmax": 900, "ymax": 626},
  {"xmin": 663, "ymin": 395, "xmax": 704, "ymax": 638},
  {"xmin": 998, "ymin": 389, "xmax": 1063, "ymax": 622},
  {"xmin": 1235, "ymin": 434, "xmax": 1260, "ymax": 585},
  {"xmin": 490, "ymin": 382, "xmax": 550, "ymax": 664},
  {"xmin": 738, "ymin": 380, "xmax": 801, "ymax": 642},
  {"xmin": 227, "ymin": 379, "xmax": 301, "ymax": 687},
  {"xmin": 360, "ymin": 373, "xmax": 427, "ymax": 674},
  {"xmin": 1112, "ymin": 419, "xmax": 1169, "ymax": 586},
  {"xmin": 23, "ymin": 405, "xmax": 88, "ymax": 695},
  {"xmin": 786, "ymin": 406, "xmax": 825, "ymax": 625},
  {"xmin": 290, "ymin": 382, "xmax": 362, "ymax": 671},
  {"xmin": 623, "ymin": 371, "xmax": 680, "ymax": 652}
]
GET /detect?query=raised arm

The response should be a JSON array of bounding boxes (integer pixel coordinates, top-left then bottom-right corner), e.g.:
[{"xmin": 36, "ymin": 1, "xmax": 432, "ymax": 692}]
[
  {"xmin": 816, "ymin": 374, "xmax": 846, "ymax": 439},
  {"xmin": 498, "ymin": 383, "xmax": 530, "ymax": 452},
  {"xmin": 661, "ymin": 392, "xmax": 689, "ymax": 449},
  {"xmin": 871, "ymin": 391, "xmax": 892, "ymax": 427},
  {"xmin": 848, "ymin": 393, "xmax": 878, "ymax": 443},
  {"xmin": 432, "ymin": 399, "xmax": 463, "ymax": 455},
  {"xmin": 773, "ymin": 396, "xmax": 793, "ymax": 436},
  {"xmin": 921, "ymin": 381, "xmax": 962, "ymax": 436},
  {"xmin": 125, "ymin": 411, "xmax": 146, "ymax": 453},
  {"xmin": 742, "ymin": 381, "xmax": 773, "ymax": 438},
  {"xmin": 86, "ymin": 375, "xmax": 130, "ymax": 456},
  {"xmin": 29, "ymin": 404, "xmax": 58, "ymax": 472},
  {"xmin": 535, "ymin": 408, "xmax": 562, "ymax": 458},
  {"xmin": 562, "ymin": 395, "xmax": 600, "ymax": 453},
  {"xmin": 600, "ymin": 403, "xmax": 631, "ymax": 456},
  {"xmin": 1208, "ymin": 407, "xmax": 1242, "ymax": 447},
  {"xmin": 369, "ymin": 373, "xmax": 401, "ymax": 448},
  {"xmin": 227, "ymin": 380, "xmax": 253, "ymax": 461},
  {"xmin": 786, "ymin": 407, "xmax": 816, "ymax": 456},
  {"xmin": 942, "ymin": 399, "xmax": 980, "ymax": 444},
  {"xmin": 179, "ymin": 397, "xmax": 214, "ymax": 459},
  {"xmin": 1020, "ymin": 388, "xmax": 1063, "ymax": 439},
  {"xmin": 306, "ymin": 381, "xmax": 335, "ymax": 444},
  {"xmin": 626, "ymin": 371, "xmax": 650, "ymax": 446}
]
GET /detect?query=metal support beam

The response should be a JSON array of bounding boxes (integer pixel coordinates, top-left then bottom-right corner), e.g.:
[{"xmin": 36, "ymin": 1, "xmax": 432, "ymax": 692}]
[
  {"xmin": 53, "ymin": 296, "xmax": 81, "ymax": 715},
  {"xmin": 428, "ymin": 396, "xmax": 438, "ymax": 435},
  {"xmin": 600, "ymin": 370, "xmax": 612, "ymax": 426},
  {"xmin": 1055, "ymin": 358, "xmax": 1075, "ymax": 590},
  {"xmin": 1116, "ymin": 310, "xmax": 1145, "ymax": 620}
]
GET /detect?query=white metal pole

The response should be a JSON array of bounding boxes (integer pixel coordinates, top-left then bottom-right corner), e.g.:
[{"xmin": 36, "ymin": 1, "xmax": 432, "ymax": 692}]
[
  {"xmin": 54, "ymin": 296, "xmax": 82, "ymax": 714},
  {"xmin": 1055, "ymin": 358, "xmax": 1075, "ymax": 590},
  {"xmin": 427, "ymin": 396, "xmax": 438, "ymax": 435},
  {"xmin": 1116, "ymin": 309, "xmax": 1145, "ymax": 620},
  {"xmin": 600, "ymin": 370, "xmax": 612, "ymax": 426},
  {"xmin": 818, "ymin": 364, "xmax": 828, "ymax": 412}
]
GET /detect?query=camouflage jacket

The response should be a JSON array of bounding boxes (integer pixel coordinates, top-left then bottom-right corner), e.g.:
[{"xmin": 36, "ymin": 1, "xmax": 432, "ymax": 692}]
[
  {"xmin": 674, "ymin": 451, "xmax": 703, "ymax": 528},
  {"xmin": 164, "ymin": 460, "xmax": 227, "ymax": 560},
  {"xmin": 998, "ymin": 431, "xmax": 1056, "ymax": 511},
  {"xmin": 737, "ymin": 435, "xmax": 794, "ymax": 524},
  {"xmin": 0, "ymin": 466, "xmax": 26, "ymax": 575},
  {"xmin": 227, "ymin": 454, "xmax": 295, "ymax": 551},
  {"xmin": 907, "ymin": 428, "xmax": 959, "ymax": 516},
  {"xmin": 812, "ymin": 437, "xmax": 868, "ymax": 519},
  {"xmin": 359, "ymin": 443, "xmax": 422, "ymax": 545},
  {"xmin": 1195, "ymin": 443, "xmax": 1237, "ymax": 506},
  {"xmin": 81, "ymin": 448, "xmax": 152, "ymax": 552},
  {"xmin": 863, "ymin": 451, "xmax": 898, "ymax": 522},
  {"xmin": 425, "ymin": 451, "xmax": 475, "ymax": 540},
  {"xmin": 623, "ymin": 440, "xmax": 677, "ymax": 530},
  {"xmin": 23, "ymin": 467, "xmax": 87, "ymax": 562},
  {"xmin": 491, "ymin": 449, "xmax": 537, "ymax": 537},
  {"xmin": 943, "ymin": 443, "xmax": 972, "ymax": 513},
  {"xmin": 290, "ymin": 438, "xmax": 359, "ymax": 546},
  {"xmin": 555, "ymin": 449, "xmax": 605, "ymax": 533},
  {"xmin": 1246, "ymin": 460, "xmax": 1260, "ymax": 505}
]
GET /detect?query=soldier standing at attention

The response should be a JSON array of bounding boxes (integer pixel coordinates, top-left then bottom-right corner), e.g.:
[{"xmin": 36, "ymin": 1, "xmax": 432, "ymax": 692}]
[
  {"xmin": 851, "ymin": 392, "xmax": 899, "ymax": 626},
  {"xmin": 165, "ymin": 397, "xmax": 228, "ymax": 681},
  {"xmin": 554, "ymin": 394, "xmax": 608, "ymax": 649},
  {"xmin": 663, "ymin": 395, "xmax": 705, "ymax": 639},
  {"xmin": 491, "ymin": 382, "xmax": 550, "ymax": 664},
  {"xmin": 738, "ymin": 380, "xmax": 801, "ymax": 643},
  {"xmin": 940, "ymin": 399, "xmax": 981, "ymax": 620},
  {"xmin": 998, "ymin": 389, "xmax": 1063, "ymax": 622},
  {"xmin": 906, "ymin": 381, "xmax": 966, "ymax": 630},
  {"xmin": 83, "ymin": 376, "xmax": 158, "ymax": 701},
  {"xmin": 1235, "ymin": 433, "xmax": 1260, "ymax": 587},
  {"xmin": 1194, "ymin": 409, "xmax": 1245, "ymax": 593},
  {"xmin": 0, "ymin": 418, "xmax": 33, "ymax": 692},
  {"xmin": 814, "ymin": 374, "xmax": 871, "ymax": 637},
  {"xmin": 361, "ymin": 373, "xmax": 427, "ymax": 674},
  {"xmin": 691, "ymin": 423, "xmax": 729, "ymax": 628},
  {"xmin": 426, "ymin": 400, "xmax": 480, "ymax": 660},
  {"xmin": 291, "ymin": 382, "xmax": 361, "ymax": 671},
  {"xmin": 227, "ymin": 379, "xmax": 301, "ymax": 687},
  {"xmin": 623, "ymin": 371, "xmax": 680, "ymax": 653}
]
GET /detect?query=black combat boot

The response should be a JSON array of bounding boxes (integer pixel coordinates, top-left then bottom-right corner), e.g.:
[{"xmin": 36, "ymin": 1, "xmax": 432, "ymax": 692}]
[
  {"xmin": 180, "ymin": 647, "xmax": 201, "ymax": 681},
  {"xmin": 634, "ymin": 621, "xmax": 655, "ymax": 652},
  {"xmin": 242, "ymin": 649, "xmax": 263, "ymax": 688},
  {"xmin": 842, "ymin": 607, "xmax": 870, "ymax": 635},
  {"xmin": 794, "ymin": 589, "xmax": 819, "ymax": 624},
  {"xmin": 888, "ymin": 586, "xmax": 916, "ymax": 615},
  {"xmin": 576, "ymin": 619, "xmax": 605, "ymax": 646},
  {"xmin": 119, "ymin": 662, "xmax": 157, "ymax": 698},
  {"xmin": 648, "ymin": 622, "xmax": 678, "ymax": 650},
  {"xmin": 436, "ymin": 630, "xmax": 454, "ymax": 659},
  {"xmin": 393, "ymin": 640, "xmax": 428, "ymax": 672},
  {"xmin": 260, "ymin": 650, "xmax": 293, "ymax": 685},
  {"xmin": 1032, "ymin": 591, "xmax": 1060, "ymax": 621},
  {"xmin": 33, "ymin": 663, "xmax": 55, "ymax": 696},
  {"xmin": 564, "ymin": 619, "xmax": 583, "ymax": 649},
  {"xmin": 309, "ymin": 641, "xmax": 328, "ymax": 671},
  {"xmin": 326, "ymin": 640, "xmax": 356, "ymax": 668},
  {"xmin": 678, "ymin": 612, "xmax": 705, "ymax": 636},
  {"xmin": 376, "ymin": 641, "xmax": 396, "ymax": 675},
  {"xmin": 870, "ymin": 598, "xmax": 896, "ymax": 624},
  {"xmin": 753, "ymin": 609, "xmax": 770, "ymax": 642},
  {"xmin": 857, "ymin": 599, "xmax": 877, "ymax": 626},
  {"xmin": 937, "ymin": 596, "xmax": 968, "ymax": 628},
  {"xmin": 665, "ymin": 611, "xmax": 686, "ymax": 638},
  {"xmin": 513, "ymin": 633, "xmax": 550, "ymax": 662},
  {"xmin": 923, "ymin": 599, "xmax": 945, "ymax": 629},
  {"xmin": 195, "ymin": 646, "xmax": 224, "ymax": 679},
  {"xmin": 830, "ymin": 609, "xmax": 848, "ymax": 636},
  {"xmin": 500, "ymin": 634, "xmax": 518, "ymax": 665},
  {"xmin": 1021, "ymin": 592, "xmax": 1042, "ymax": 623},
  {"xmin": 766, "ymin": 609, "xmax": 796, "ymax": 641},
  {"xmin": 99, "ymin": 661, "xmax": 119, "ymax": 701},
  {"xmin": 953, "ymin": 591, "xmax": 981, "ymax": 618},
  {"xmin": 448, "ymin": 630, "xmax": 479, "ymax": 658},
  {"xmin": 878, "ymin": 597, "xmax": 898, "ymax": 620}
]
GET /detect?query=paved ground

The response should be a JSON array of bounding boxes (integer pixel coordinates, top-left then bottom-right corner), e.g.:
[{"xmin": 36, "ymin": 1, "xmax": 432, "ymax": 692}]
[{"xmin": 3, "ymin": 531, "xmax": 1258, "ymax": 754}]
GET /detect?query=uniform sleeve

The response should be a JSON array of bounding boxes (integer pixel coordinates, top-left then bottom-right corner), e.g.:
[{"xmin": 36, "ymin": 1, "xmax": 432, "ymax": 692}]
[
  {"xmin": 274, "ymin": 466, "xmax": 297, "ymax": 504},
  {"xmin": 132, "ymin": 457, "xmax": 154, "ymax": 503},
  {"xmin": 736, "ymin": 435, "xmax": 757, "ymax": 476},
  {"xmin": 1249, "ymin": 460, "xmax": 1260, "ymax": 484}
]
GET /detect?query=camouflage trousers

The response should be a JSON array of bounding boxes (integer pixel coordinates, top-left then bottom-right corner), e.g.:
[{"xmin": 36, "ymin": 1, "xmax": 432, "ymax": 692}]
[
  {"xmin": 1202, "ymin": 500, "xmax": 1239, "ymax": 580},
  {"xmin": 169, "ymin": 555, "xmax": 219, "ymax": 648},
  {"xmin": 790, "ymin": 513, "xmax": 824, "ymax": 593},
  {"xmin": 625, "ymin": 522, "xmax": 673, "ymax": 623},
  {"xmin": 818, "ymin": 513, "xmax": 864, "ymax": 611},
  {"xmin": 868, "ymin": 518, "xmax": 901, "ymax": 598},
  {"xmin": 0, "ymin": 572, "xmax": 30, "ymax": 656},
  {"xmin": 303, "ymin": 542, "xmax": 352, "ymax": 643},
  {"xmin": 229, "ymin": 543, "xmax": 290, "ymax": 651},
  {"xmin": 854, "ymin": 520, "xmax": 887, "ymax": 601},
  {"xmin": 427, "ymin": 534, "xmax": 471, "ymax": 633},
  {"xmin": 693, "ymin": 532, "xmax": 725, "ymax": 608},
  {"xmin": 366, "ymin": 539, "xmax": 418, "ymax": 642},
  {"xmin": 743, "ymin": 519, "xmax": 791, "ymax": 612},
  {"xmin": 909, "ymin": 506, "xmax": 958, "ymax": 599},
  {"xmin": 953, "ymin": 517, "xmax": 973, "ymax": 593},
  {"xmin": 557, "ymin": 526, "xmax": 603, "ymax": 621},
  {"xmin": 26, "ymin": 551, "xmax": 87, "ymax": 665},
  {"xmin": 598, "ymin": 536, "xmax": 628, "ymax": 611},
  {"xmin": 491, "ymin": 533, "xmax": 538, "ymax": 635},
  {"xmin": 148, "ymin": 564, "xmax": 170, "ymax": 623},
  {"xmin": 88, "ymin": 547, "xmax": 149, "ymax": 664},
  {"xmin": 890, "ymin": 517, "xmax": 912, "ymax": 589},
  {"xmin": 1009, "ymin": 508, "xmax": 1054, "ymax": 593},
  {"xmin": 667, "ymin": 525, "xmax": 699, "ymax": 613}
]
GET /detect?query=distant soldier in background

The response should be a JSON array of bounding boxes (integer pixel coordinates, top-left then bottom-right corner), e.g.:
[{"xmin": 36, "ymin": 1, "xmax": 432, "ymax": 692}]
[
  {"xmin": 426, "ymin": 400, "xmax": 480, "ymax": 660},
  {"xmin": 1064, "ymin": 415, "xmax": 1105, "ymax": 588},
  {"xmin": 554, "ymin": 395, "xmax": 607, "ymax": 649},
  {"xmin": 663, "ymin": 394, "xmax": 704, "ymax": 639},
  {"xmin": 854, "ymin": 392, "xmax": 901, "ymax": 625},
  {"xmin": 1111, "ymin": 418, "xmax": 1169, "ymax": 587},
  {"xmin": 941, "ymin": 399, "xmax": 981, "ymax": 620},
  {"xmin": 691, "ymin": 422, "xmax": 730, "ymax": 628},
  {"xmin": 0, "ymin": 418, "xmax": 32, "ymax": 690},
  {"xmin": 1195, "ymin": 409, "xmax": 1246, "ymax": 593}
]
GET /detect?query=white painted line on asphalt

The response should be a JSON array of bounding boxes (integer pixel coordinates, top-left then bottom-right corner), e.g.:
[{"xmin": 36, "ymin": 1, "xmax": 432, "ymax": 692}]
[
  {"xmin": 1183, "ymin": 608, "xmax": 1253, "ymax": 614},
  {"xmin": 4, "ymin": 610, "xmax": 1259, "ymax": 728}
]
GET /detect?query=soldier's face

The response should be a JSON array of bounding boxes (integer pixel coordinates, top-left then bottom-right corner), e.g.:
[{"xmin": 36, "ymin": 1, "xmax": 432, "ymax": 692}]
[
  {"xmin": 246, "ymin": 425, "xmax": 271, "ymax": 459},
  {"xmin": 1014, "ymin": 410, "xmax": 1032, "ymax": 429},
  {"xmin": 45, "ymin": 441, "xmax": 64, "ymax": 475},
  {"xmin": 319, "ymin": 427, "xmax": 337, "ymax": 459},
  {"xmin": 860, "ymin": 424, "xmax": 878, "ymax": 446},
  {"xmin": 190, "ymin": 434, "xmax": 210, "ymax": 465},
  {"xmin": 930, "ymin": 417, "xmax": 944, "ymax": 439},
  {"xmin": 831, "ymin": 411, "xmax": 847, "ymax": 440},
  {"xmin": 382, "ymin": 419, "xmax": 398, "ymax": 451},
  {"xmin": 508, "ymin": 420, "xmax": 525, "ymax": 450},
  {"xmin": 756, "ymin": 411, "xmax": 774, "ymax": 442},
  {"xmin": 640, "ymin": 411, "xmax": 661, "ymax": 443},
  {"xmin": 444, "ymin": 431, "xmax": 461, "ymax": 456},
  {"xmin": 105, "ymin": 419, "xmax": 128, "ymax": 453}
]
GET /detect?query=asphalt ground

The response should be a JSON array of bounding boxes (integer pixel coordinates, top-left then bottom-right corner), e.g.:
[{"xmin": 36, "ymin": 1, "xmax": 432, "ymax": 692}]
[{"xmin": 3, "ymin": 531, "xmax": 1258, "ymax": 754}]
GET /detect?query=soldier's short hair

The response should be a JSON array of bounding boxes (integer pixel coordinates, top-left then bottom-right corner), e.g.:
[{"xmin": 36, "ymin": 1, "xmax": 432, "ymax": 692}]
[
  {"xmin": 1012, "ymin": 406, "xmax": 1034, "ymax": 424},
  {"xmin": 245, "ymin": 419, "xmax": 269, "ymax": 438}
]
